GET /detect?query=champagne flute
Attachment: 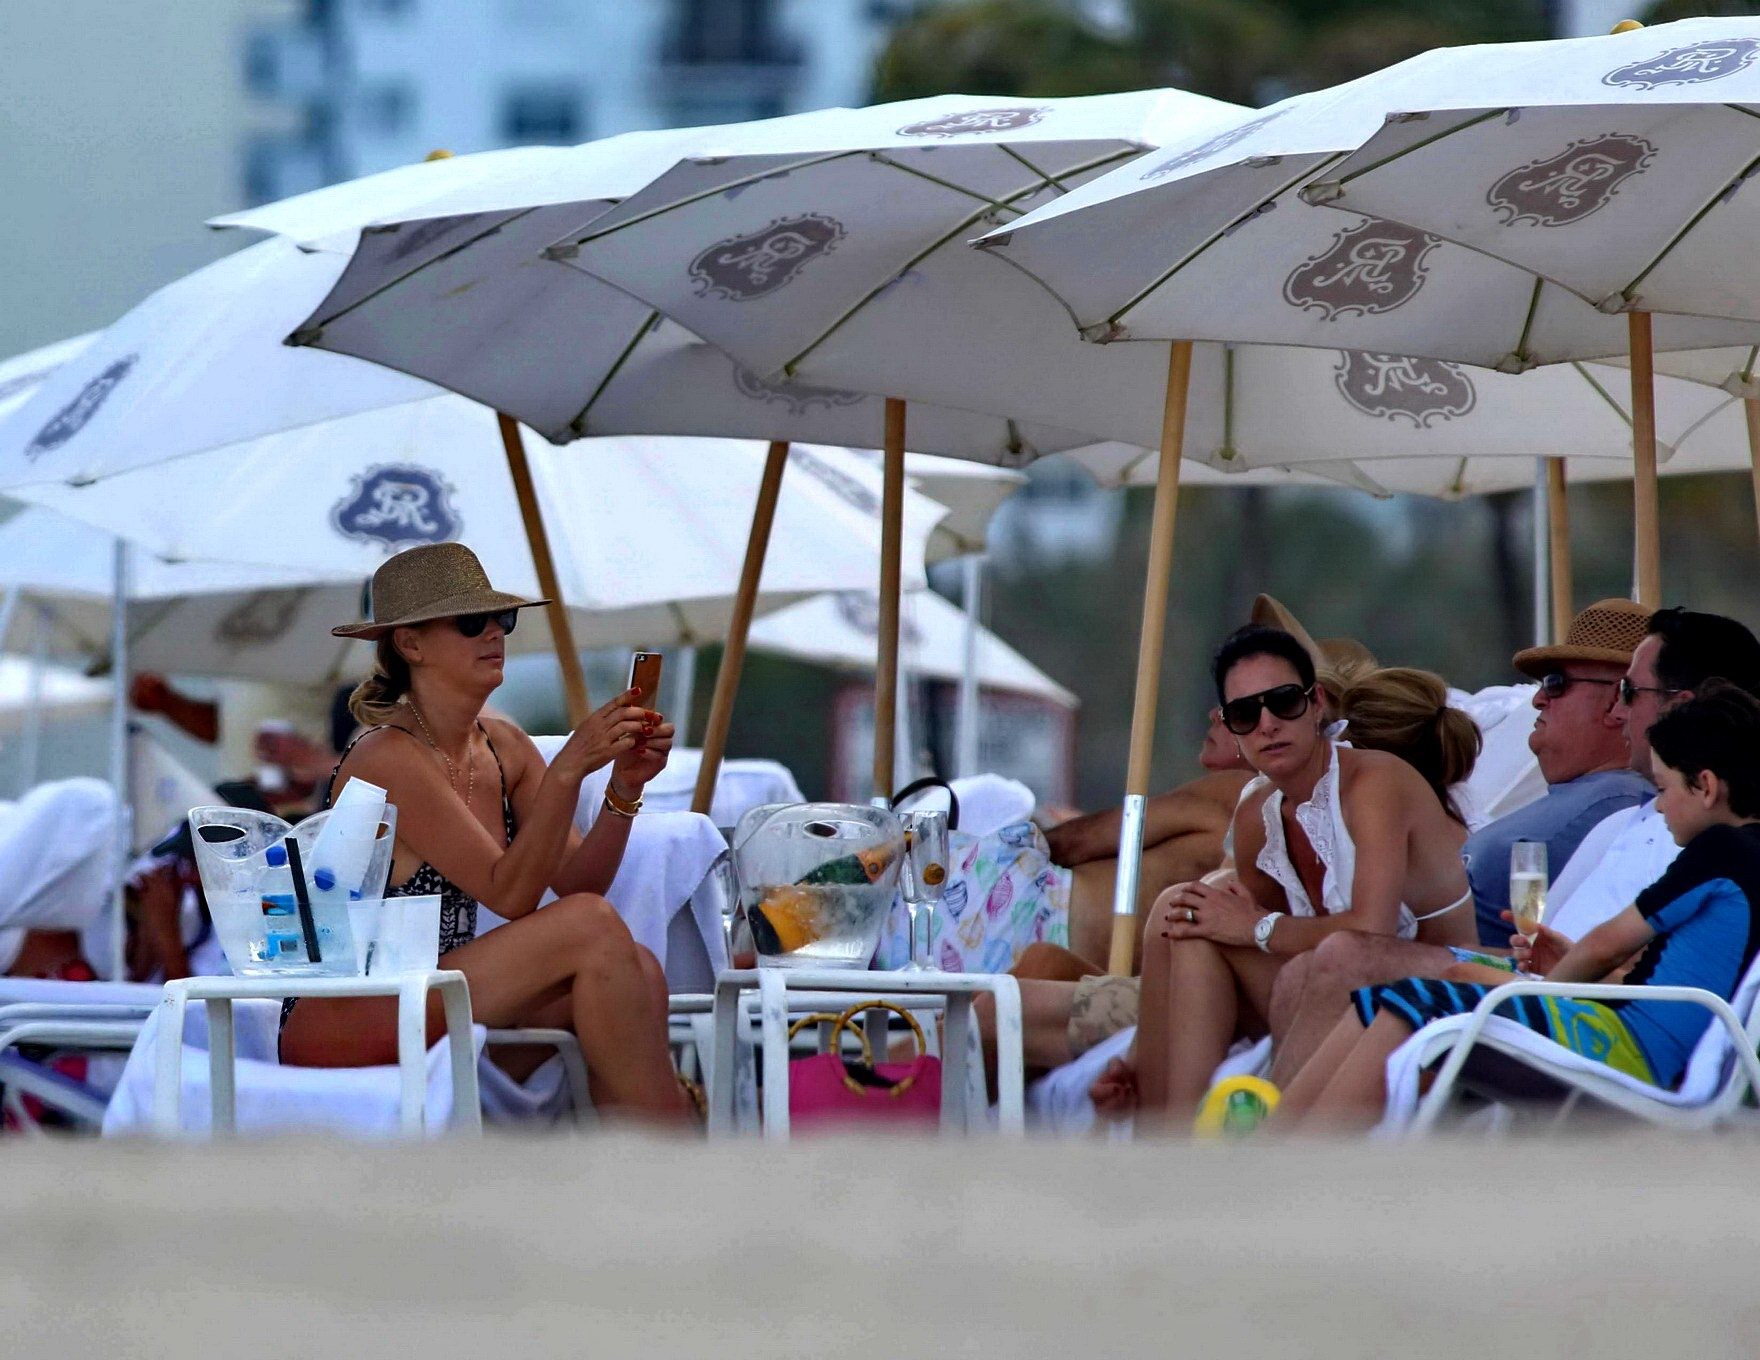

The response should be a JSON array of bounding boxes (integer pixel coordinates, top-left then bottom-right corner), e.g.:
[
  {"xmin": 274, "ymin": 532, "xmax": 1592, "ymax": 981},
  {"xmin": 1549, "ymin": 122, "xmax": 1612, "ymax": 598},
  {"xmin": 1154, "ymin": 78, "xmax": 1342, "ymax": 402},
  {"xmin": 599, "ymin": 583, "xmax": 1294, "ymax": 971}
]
[
  {"xmin": 901, "ymin": 810, "xmax": 949, "ymax": 972},
  {"xmin": 704, "ymin": 849, "xmax": 741, "ymax": 970},
  {"xmin": 1509, "ymin": 840, "xmax": 1548, "ymax": 961}
]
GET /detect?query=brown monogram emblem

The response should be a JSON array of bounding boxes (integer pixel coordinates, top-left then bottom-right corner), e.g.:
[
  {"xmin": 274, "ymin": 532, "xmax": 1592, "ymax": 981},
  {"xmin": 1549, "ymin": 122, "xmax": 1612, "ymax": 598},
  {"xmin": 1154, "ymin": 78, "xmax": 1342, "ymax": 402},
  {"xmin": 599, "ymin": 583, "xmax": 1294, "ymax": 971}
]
[
  {"xmin": 1283, "ymin": 219, "xmax": 1439, "ymax": 320},
  {"xmin": 215, "ymin": 590, "xmax": 310, "ymax": 648},
  {"xmin": 1604, "ymin": 37, "xmax": 1760, "ymax": 89},
  {"xmin": 1334, "ymin": 352, "xmax": 1476, "ymax": 427},
  {"xmin": 1140, "ymin": 108, "xmax": 1289, "ymax": 181},
  {"xmin": 688, "ymin": 214, "xmax": 846, "ymax": 301},
  {"xmin": 1487, "ymin": 135, "xmax": 1656, "ymax": 227},
  {"xmin": 897, "ymin": 107, "xmax": 1049, "ymax": 138},
  {"xmin": 733, "ymin": 365, "xmax": 866, "ymax": 415}
]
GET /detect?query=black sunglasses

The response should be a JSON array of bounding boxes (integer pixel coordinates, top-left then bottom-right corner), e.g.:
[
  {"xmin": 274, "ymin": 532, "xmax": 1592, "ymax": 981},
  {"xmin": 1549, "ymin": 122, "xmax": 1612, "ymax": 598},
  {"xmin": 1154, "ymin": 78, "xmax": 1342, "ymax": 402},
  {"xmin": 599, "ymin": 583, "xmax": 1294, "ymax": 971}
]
[
  {"xmin": 1538, "ymin": 671, "xmax": 1619, "ymax": 700},
  {"xmin": 453, "ymin": 609, "xmax": 519, "ymax": 639},
  {"xmin": 1222, "ymin": 683, "xmax": 1314, "ymax": 736},
  {"xmin": 1618, "ymin": 676, "xmax": 1680, "ymax": 706}
]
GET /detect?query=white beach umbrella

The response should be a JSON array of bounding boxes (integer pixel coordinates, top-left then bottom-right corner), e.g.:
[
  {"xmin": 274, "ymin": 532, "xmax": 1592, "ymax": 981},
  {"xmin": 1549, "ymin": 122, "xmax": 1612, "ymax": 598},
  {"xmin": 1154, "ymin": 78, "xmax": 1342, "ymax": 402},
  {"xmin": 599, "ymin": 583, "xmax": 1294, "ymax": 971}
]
[
  {"xmin": 4, "ymin": 426, "xmax": 943, "ymax": 668},
  {"xmin": 749, "ymin": 589, "xmax": 1076, "ymax": 708},
  {"xmin": 445, "ymin": 86, "xmax": 1760, "ymax": 968},
  {"xmin": 1291, "ymin": 16, "xmax": 1760, "ymax": 604},
  {"xmin": 0, "ymin": 229, "xmax": 1057, "ymax": 806}
]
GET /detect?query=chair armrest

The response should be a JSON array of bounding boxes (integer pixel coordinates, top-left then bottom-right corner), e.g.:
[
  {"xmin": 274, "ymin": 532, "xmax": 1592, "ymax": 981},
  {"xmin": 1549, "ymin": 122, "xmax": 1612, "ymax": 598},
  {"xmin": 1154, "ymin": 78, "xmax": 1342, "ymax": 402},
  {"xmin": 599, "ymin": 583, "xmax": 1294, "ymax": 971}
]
[{"xmin": 1412, "ymin": 980, "xmax": 1758, "ymax": 1135}]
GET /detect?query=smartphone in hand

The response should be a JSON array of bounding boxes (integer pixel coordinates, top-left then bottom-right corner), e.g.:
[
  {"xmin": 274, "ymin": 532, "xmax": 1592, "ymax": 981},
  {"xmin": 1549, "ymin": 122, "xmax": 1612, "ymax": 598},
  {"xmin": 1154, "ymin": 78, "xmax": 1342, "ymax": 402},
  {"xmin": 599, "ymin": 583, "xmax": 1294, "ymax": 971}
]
[{"xmin": 628, "ymin": 650, "xmax": 664, "ymax": 710}]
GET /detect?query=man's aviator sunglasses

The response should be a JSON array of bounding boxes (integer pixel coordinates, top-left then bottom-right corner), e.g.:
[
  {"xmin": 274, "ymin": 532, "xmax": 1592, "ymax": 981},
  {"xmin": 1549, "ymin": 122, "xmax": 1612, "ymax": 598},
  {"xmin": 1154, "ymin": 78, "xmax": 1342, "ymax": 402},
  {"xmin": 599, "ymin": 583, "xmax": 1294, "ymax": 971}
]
[
  {"xmin": 1221, "ymin": 683, "xmax": 1314, "ymax": 736},
  {"xmin": 452, "ymin": 609, "xmax": 519, "ymax": 639}
]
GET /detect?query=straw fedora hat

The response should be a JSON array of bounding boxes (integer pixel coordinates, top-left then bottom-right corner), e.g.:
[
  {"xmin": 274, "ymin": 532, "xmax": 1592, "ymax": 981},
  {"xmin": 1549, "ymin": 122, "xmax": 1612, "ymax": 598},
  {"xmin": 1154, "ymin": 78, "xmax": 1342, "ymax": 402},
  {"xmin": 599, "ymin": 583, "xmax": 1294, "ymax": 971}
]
[
  {"xmin": 332, "ymin": 543, "xmax": 549, "ymax": 640},
  {"xmin": 1249, "ymin": 594, "xmax": 1379, "ymax": 675},
  {"xmin": 1512, "ymin": 598, "xmax": 1652, "ymax": 680}
]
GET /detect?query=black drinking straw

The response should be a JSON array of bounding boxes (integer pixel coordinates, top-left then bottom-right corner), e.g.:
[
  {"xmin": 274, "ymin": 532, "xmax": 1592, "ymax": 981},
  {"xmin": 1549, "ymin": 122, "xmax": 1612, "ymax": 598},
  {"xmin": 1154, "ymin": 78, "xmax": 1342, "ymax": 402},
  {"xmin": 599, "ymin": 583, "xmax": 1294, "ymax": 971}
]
[{"xmin": 283, "ymin": 836, "xmax": 323, "ymax": 964}]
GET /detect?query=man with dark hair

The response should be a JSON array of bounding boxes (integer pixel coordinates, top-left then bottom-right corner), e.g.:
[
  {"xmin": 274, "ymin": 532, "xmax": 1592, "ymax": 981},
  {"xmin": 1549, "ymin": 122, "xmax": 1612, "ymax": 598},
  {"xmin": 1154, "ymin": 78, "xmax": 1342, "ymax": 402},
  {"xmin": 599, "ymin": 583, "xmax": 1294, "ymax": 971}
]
[{"xmin": 1265, "ymin": 604, "xmax": 1760, "ymax": 1086}]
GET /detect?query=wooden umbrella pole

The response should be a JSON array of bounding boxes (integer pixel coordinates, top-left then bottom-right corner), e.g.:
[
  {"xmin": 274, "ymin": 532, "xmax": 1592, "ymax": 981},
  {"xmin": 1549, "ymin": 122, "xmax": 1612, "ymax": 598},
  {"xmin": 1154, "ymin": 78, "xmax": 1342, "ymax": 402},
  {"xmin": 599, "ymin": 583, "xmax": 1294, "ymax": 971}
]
[
  {"xmin": 692, "ymin": 440, "xmax": 789, "ymax": 815},
  {"xmin": 1547, "ymin": 458, "xmax": 1572, "ymax": 642},
  {"xmin": 1107, "ymin": 341, "xmax": 1193, "ymax": 977},
  {"xmin": 1744, "ymin": 397, "xmax": 1760, "ymax": 550},
  {"xmin": 496, "ymin": 412, "xmax": 590, "ymax": 727},
  {"xmin": 1627, "ymin": 312, "xmax": 1662, "ymax": 607},
  {"xmin": 873, "ymin": 399, "xmax": 907, "ymax": 801}
]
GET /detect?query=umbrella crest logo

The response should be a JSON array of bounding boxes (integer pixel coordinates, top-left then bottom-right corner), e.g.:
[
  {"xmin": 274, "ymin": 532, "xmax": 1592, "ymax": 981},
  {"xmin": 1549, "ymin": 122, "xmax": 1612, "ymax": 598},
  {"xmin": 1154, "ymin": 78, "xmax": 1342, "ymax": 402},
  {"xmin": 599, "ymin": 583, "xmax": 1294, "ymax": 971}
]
[
  {"xmin": 733, "ymin": 365, "xmax": 867, "ymax": 414},
  {"xmin": 1283, "ymin": 219, "xmax": 1440, "ymax": 319},
  {"xmin": 789, "ymin": 448, "xmax": 881, "ymax": 517},
  {"xmin": 215, "ymin": 590, "xmax": 309, "ymax": 649},
  {"xmin": 833, "ymin": 591, "xmax": 924, "ymax": 646},
  {"xmin": 332, "ymin": 464, "xmax": 461, "ymax": 549},
  {"xmin": 896, "ymin": 106, "xmax": 1049, "ymax": 138},
  {"xmin": 1486, "ymin": 134, "xmax": 1656, "ymax": 227},
  {"xmin": 1140, "ymin": 108, "xmax": 1289, "ymax": 181},
  {"xmin": 689, "ymin": 214, "xmax": 846, "ymax": 301},
  {"xmin": 1604, "ymin": 38, "xmax": 1760, "ymax": 88},
  {"xmin": 25, "ymin": 354, "xmax": 138, "ymax": 459},
  {"xmin": 1334, "ymin": 352, "xmax": 1477, "ymax": 427}
]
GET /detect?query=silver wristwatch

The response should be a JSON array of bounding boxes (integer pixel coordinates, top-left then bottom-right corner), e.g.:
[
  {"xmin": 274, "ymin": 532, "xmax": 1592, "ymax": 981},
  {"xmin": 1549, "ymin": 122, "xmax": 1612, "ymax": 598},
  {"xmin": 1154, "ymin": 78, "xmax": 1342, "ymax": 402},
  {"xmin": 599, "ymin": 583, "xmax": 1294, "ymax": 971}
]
[{"xmin": 1254, "ymin": 911, "xmax": 1284, "ymax": 954}]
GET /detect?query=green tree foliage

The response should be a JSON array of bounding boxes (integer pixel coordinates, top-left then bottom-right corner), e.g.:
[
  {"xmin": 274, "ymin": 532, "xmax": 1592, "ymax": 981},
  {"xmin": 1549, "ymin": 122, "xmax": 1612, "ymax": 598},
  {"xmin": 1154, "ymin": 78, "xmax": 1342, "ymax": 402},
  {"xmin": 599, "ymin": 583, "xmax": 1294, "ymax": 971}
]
[
  {"xmin": 875, "ymin": 0, "xmax": 1549, "ymax": 104},
  {"xmin": 1640, "ymin": 0, "xmax": 1759, "ymax": 21}
]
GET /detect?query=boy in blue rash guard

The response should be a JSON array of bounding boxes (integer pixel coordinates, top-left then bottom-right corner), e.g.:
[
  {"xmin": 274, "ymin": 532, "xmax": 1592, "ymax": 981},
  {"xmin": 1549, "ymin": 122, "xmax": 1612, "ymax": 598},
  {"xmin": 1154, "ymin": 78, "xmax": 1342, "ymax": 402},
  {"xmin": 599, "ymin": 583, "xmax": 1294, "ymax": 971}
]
[{"xmin": 1267, "ymin": 681, "xmax": 1760, "ymax": 1131}]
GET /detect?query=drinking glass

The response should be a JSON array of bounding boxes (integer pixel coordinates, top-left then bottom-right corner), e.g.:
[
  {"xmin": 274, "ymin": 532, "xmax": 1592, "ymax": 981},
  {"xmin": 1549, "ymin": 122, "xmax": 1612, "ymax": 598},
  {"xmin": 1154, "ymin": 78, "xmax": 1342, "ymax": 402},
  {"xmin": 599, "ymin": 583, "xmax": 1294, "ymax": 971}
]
[
  {"xmin": 1508, "ymin": 840, "xmax": 1548, "ymax": 952},
  {"xmin": 703, "ymin": 849, "xmax": 741, "ymax": 969},
  {"xmin": 900, "ymin": 810, "xmax": 949, "ymax": 972}
]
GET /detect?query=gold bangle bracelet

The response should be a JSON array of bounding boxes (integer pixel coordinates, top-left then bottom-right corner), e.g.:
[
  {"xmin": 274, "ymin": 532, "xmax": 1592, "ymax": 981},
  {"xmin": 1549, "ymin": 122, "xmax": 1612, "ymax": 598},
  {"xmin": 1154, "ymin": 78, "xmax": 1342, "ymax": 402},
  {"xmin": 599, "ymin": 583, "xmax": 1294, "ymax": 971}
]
[{"xmin": 603, "ymin": 784, "xmax": 643, "ymax": 818}]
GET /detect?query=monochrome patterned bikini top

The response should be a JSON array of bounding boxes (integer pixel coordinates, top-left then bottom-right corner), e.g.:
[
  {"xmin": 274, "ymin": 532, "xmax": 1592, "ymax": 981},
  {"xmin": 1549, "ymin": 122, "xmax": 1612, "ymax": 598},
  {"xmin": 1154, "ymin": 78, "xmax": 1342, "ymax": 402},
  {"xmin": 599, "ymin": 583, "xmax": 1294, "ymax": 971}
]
[{"xmin": 330, "ymin": 721, "xmax": 517, "ymax": 957}]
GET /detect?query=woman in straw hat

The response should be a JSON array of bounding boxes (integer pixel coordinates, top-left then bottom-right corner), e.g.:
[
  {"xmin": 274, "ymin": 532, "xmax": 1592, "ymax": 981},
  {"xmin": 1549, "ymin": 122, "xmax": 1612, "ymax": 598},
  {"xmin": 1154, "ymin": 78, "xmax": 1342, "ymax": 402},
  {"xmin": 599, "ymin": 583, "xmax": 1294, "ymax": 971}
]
[{"xmin": 279, "ymin": 543, "xmax": 689, "ymax": 1121}]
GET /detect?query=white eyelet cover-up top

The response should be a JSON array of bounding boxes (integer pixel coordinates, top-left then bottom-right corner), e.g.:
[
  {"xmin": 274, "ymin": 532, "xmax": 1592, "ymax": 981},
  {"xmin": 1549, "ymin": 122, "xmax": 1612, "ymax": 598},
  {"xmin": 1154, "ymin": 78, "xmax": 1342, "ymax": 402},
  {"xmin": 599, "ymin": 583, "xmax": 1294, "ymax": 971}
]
[{"xmin": 1255, "ymin": 740, "xmax": 1464, "ymax": 940}]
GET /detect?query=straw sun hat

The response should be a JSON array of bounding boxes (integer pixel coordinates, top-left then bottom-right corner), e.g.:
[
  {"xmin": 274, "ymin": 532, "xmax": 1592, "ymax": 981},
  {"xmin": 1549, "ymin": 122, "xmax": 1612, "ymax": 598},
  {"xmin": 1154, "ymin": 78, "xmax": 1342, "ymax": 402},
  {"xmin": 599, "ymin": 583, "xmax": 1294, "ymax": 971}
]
[
  {"xmin": 1250, "ymin": 594, "xmax": 1379, "ymax": 677},
  {"xmin": 1511, "ymin": 599, "xmax": 1652, "ymax": 680},
  {"xmin": 331, "ymin": 543, "xmax": 549, "ymax": 640}
]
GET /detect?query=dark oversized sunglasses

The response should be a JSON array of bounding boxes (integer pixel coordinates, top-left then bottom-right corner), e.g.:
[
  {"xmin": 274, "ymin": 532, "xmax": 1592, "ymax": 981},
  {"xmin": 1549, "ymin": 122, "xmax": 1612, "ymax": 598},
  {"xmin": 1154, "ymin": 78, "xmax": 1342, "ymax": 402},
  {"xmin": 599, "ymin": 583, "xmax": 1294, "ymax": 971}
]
[
  {"xmin": 1537, "ymin": 671, "xmax": 1619, "ymax": 700},
  {"xmin": 453, "ymin": 609, "xmax": 519, "ymax": 639},
  {"xmin": 1221, "ymin": 683, "xmax": 1314, "ymax": 736},
  {"xmin": 1618, "ymin": 675, "xmax": 1680, "ymax": 706}
]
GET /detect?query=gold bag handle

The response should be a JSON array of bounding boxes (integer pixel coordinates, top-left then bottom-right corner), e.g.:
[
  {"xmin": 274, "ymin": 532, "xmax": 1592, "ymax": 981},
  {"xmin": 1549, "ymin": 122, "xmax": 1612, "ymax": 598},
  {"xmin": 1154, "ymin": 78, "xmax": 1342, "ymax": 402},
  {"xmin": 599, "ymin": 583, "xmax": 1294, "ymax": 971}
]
[{"xmin": 785, "ymin": 999, "xmax": 931, "ymax": 1100}]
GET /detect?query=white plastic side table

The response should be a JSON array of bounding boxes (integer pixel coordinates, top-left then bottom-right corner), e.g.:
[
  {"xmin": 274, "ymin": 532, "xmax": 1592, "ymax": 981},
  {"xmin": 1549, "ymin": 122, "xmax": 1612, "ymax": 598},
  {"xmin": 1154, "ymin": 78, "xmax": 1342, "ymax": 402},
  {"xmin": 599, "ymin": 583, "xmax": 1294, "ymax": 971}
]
[
  {"xmin": 709, "ymin": 968, "xmax": 1024, "ymax": 1140},
  {"xmin": 152, "ymin": 972, "xmax": 481, "ymax": 1138}
]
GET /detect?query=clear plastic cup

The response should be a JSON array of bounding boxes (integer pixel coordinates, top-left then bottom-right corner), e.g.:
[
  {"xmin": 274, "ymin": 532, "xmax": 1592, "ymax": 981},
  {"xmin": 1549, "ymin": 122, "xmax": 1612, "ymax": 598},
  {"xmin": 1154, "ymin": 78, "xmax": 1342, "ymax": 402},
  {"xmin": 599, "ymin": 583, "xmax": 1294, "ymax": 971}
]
[{"xmin": 368, "ymin": 894, "xmax": 442, "ymax": 977}]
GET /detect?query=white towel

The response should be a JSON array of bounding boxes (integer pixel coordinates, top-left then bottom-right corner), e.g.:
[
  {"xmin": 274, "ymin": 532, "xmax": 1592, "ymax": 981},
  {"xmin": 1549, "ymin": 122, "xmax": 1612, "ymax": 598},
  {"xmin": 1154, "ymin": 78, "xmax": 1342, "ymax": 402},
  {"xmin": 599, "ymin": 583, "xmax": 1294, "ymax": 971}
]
[
  {"xmin": 101, "ymin": 998, "xmax": 485, "ymax": 1139},
  {"xmin": 1376, "ymin": 954, "xmax": 1760, "ymax": 1135},
  {"xmin": 1025, "ymin": 1028, "xmax": 1271, "ymax": 1137}
]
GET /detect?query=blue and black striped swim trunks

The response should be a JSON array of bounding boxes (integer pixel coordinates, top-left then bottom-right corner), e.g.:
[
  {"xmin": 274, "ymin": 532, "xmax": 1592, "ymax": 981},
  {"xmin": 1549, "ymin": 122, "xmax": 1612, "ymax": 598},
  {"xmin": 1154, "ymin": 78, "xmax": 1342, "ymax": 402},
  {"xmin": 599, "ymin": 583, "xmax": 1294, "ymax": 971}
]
[{"xmin": 1353, "ymin": 977, "xmax": 1658, "ymax": 1084}]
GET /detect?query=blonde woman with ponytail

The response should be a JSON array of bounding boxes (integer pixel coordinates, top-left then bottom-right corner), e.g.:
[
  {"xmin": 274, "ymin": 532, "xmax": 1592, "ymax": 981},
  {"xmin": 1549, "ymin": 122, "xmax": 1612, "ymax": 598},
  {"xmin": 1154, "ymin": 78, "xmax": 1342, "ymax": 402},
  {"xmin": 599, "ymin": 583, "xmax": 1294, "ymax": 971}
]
[
  {"xmin": 1335, "ymin": 667, "xmax": 1481, "ymax": 826},
  {"xmin": 280, "ymin": 544, "xmax": 690, "ymax": 1123}
]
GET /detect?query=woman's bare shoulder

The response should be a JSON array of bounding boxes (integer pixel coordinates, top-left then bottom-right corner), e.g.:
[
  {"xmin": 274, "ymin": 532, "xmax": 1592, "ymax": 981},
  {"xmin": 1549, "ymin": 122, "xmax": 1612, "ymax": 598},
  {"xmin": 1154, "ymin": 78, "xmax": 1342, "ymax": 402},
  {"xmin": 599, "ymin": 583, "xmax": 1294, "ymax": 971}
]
[
  {"xmin": 338, "ymin": 723, "xmax": 423, "ymax": 773},
  {"xmin": 480, "ymin": 714, "xmax": 545, "ymax": 780}
]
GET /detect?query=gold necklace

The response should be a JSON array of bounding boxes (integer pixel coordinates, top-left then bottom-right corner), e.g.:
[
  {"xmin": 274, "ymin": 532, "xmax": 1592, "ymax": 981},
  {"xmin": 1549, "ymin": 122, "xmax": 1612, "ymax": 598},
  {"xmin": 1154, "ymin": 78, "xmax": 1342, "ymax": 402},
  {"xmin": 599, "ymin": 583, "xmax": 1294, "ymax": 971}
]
[{"xmin": 407, "ymin": 701, "xmax": 474, "ymax": 809}]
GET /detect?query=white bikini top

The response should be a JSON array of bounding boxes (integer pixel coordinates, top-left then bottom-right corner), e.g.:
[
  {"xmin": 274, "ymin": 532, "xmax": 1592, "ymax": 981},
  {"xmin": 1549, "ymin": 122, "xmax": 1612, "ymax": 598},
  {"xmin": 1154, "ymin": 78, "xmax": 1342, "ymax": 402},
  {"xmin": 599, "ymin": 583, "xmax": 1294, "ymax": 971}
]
[{"xmin": 1255, "ymin": 740, "xmax": 1469, "ymax": 940}]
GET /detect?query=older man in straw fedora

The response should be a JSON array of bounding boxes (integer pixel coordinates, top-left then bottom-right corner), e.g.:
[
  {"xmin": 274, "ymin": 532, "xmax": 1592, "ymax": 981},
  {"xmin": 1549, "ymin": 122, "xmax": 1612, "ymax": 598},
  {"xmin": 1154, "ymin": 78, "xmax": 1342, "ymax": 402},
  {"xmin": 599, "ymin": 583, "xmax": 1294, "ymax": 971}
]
[{"xmin": 1264, "ymin": 603, "xmax": 1760, "ymax": 1090}]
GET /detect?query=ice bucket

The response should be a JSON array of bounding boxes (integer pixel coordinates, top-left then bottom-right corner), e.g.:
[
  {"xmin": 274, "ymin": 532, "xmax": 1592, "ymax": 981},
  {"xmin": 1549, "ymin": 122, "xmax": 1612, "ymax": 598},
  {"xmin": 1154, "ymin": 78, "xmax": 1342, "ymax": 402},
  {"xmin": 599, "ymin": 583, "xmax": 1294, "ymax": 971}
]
[
  {"xmin": 732, "ymin": 803, "xmax": 903, "ymax": 969},
  {"xmin": 188, "ymin": 803, "xmax": 398, "ymax": 976}
]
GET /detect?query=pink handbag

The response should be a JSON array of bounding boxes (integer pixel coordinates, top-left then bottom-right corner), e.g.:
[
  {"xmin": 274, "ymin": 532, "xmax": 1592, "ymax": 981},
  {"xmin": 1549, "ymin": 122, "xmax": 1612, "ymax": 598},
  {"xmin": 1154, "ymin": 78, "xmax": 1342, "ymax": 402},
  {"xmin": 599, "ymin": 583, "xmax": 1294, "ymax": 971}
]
[{"xmin": 787, "ymin": 1001, "xmax": 942, "ymax": 1130}]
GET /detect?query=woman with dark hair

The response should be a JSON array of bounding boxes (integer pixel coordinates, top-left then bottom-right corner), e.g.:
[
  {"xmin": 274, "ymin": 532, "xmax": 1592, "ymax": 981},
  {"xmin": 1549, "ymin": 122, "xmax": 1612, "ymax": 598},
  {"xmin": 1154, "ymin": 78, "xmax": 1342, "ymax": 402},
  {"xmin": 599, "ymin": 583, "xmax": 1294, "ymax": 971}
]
[
  {"xmin": 278, "ymin": 543, "xmax": 690, "ymax": 1122},
  {"xmin": 1092, "ymin": 626, "xmax": 1478, "ymax": 1129}
]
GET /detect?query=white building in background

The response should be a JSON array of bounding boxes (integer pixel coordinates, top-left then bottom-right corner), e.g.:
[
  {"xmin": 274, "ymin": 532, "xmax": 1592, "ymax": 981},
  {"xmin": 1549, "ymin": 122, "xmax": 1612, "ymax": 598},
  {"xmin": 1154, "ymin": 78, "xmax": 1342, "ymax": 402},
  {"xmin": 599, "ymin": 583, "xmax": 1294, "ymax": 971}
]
[
  {"xmin": 0, "ymin": 0, "xmax": 292, "ymax": 356},
  {"xmin": 245, "ymin": 0, "xmax": 906, "ymax": 200}
]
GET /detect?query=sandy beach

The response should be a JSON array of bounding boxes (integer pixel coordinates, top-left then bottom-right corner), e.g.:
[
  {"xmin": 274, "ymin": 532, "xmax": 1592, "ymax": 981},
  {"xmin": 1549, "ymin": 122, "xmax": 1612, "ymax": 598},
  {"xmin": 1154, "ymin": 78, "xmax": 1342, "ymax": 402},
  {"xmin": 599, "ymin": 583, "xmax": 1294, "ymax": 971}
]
[{"xmin": 5, "ymin": 1132, "xmax": 1755, "ymax": 1358}]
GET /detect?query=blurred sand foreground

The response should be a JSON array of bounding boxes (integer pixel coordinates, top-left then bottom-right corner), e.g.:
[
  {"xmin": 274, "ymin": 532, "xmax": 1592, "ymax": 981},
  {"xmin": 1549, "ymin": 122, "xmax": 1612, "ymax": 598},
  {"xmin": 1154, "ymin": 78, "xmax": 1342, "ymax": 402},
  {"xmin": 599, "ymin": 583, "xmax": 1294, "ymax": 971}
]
[{"xmin": 4, "ymin": 1133, "xmax": 1755, "ymax": 1358}]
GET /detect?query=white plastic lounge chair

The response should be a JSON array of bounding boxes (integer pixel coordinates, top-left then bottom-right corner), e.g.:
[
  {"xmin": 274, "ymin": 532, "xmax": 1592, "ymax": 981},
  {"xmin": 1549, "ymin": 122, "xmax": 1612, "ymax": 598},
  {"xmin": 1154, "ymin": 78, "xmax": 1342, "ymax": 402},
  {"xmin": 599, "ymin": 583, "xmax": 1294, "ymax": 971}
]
[{"xmin": 1388, "ymin": 958, "xmax": 1760, "ymax": 1136}]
